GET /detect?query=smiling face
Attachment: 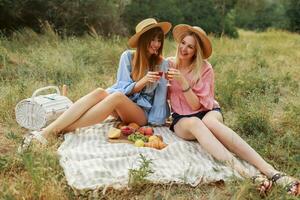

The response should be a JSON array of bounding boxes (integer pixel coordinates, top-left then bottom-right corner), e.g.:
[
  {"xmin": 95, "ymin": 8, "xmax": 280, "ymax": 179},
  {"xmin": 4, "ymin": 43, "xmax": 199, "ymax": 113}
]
[
  {"xmin": 175, "ymin": 31, "xmax": 205, "ymax": 83},
  {"xmin": 137, "ymin": 27, "xmax": 164, "ymax": 57},
  {"xmin": 147, "ymin": 36, "xmax": 162, "ymax": 55},
  {"xmin": 178, "ymin": 35, "xmax": 196, "ymax": 61}
]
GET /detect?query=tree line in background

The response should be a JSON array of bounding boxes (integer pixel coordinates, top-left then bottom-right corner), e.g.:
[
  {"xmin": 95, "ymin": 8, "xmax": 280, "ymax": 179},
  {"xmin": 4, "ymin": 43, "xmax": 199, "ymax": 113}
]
[{"xmin": 0, "ymin": 0, "xmax": 299, "ymax": 38}]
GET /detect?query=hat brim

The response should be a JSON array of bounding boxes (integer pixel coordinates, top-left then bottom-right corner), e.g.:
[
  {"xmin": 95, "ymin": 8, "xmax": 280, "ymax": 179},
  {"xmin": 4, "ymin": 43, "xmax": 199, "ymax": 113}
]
[
  {"xmin": 173, "ymin": 24, "xmax": 212, "ymax": 59},
  {"xmin": 128, "ymin": 22, "xmax": 172, "ymax": 48}
]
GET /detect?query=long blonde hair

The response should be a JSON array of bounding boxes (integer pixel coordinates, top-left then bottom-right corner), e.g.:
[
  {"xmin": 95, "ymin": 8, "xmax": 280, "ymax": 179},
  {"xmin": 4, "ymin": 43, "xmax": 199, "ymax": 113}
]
[
  {"xmin": 175, "ymin": 31, "xmax": 204, "ymax": 84},
  {"xmin": 132, "ymin": 27, "xmax": 164, "ymax": 81}
]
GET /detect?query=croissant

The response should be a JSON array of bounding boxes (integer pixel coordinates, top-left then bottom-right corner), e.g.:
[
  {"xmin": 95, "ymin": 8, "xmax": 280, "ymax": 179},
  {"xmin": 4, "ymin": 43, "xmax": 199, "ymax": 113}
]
[{"xmin": 144, "ymin": 140, "xmax": 167, "ymax": 150}]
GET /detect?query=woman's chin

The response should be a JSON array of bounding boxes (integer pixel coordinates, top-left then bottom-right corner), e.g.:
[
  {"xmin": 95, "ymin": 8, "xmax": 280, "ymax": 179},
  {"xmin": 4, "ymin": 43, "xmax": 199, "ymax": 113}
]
[{"xmin": 179, "ymin": 55, "xmax": 189, "ymax": 60}]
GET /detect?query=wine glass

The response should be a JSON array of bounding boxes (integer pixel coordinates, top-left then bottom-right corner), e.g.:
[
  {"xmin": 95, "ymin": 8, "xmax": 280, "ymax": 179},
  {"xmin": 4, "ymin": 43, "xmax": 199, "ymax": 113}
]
[
  {"xmin": 155, "ymin": 65, "xmax": 164, "ymax": 81},
  {"xmin": 158, "ymin": 71, "xmax": 164, "ymax": 77},
  {"xmin": 165, "ymin": 67, "xmax": 173, "ymax": 86}
]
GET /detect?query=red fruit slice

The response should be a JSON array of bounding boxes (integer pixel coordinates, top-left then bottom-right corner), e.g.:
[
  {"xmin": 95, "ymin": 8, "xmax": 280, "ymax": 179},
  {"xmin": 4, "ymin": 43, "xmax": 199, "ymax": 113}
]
[
  {"xmin": 121, "ymin": 126, "xmax": 134, "ymax": 136},
  {"xmin": 138, "ymin": 127, "xmax": 146, "ymax": 135},
  {"xmin": 144, "ymin": 127, "xmax": 154, "ymax": 136}
]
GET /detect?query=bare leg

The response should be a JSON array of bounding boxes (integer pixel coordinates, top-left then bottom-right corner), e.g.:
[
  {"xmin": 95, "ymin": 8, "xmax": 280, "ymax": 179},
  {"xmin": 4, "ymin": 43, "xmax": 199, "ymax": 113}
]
[
  {"xmin": 202, "ymin": 111, "xmax": 277, "ymax": 177},
  {"xmin": 174, "ymin": 117, "xmax": 251, "ymax": 177},
  {"xmin": 64, "ymin": 92, "xmax": 147, "ymax": 132},
  {"xmin": 42, "ymin": 88, "xmax": 109, "ymax": 138}
]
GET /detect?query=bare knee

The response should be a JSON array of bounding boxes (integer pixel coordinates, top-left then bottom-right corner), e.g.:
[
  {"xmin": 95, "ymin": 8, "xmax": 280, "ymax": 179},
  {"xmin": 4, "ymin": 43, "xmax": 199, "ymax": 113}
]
[
  {"xmin": 202, "ymin": 117, "xmax": 217, "ymax": 129},
  {"xmin": 176, "ymin": 117, "xmax": 207, "ymax": 139},
  {"xmin": 184, "ymin": 117, "xmax": 205, "ymax": 129},
  {"xmin": 184, "ymin": 117, "xmax": 205, "ymax": 135},
  {"xmin": 91, "ymin": 88, "xmax": 108, "ymax": 100},
  {"xmin": 93, "ymin": 87, "xmax": 106, "ymax": 96},
  {"xmin": 108, "ymin": 92, "xmax": 127, "ymax": 105},
  {"xmin": 202, "ymin": 114, "xmax": 222, "ymax": 130}
]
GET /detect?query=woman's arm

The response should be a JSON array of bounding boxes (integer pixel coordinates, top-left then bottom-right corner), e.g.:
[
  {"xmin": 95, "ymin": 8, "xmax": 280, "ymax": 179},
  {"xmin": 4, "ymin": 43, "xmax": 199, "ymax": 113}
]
[
  {"xmin": 109, "ymin": 51, "xmax": 160, "ymax": 95},
  {"xmin": 131, "ymin": 71, "xmax": 160, "ymax": 94},
  {"xmin": 168, "ymin": 68, "xmax": 201, "ymax": 110},
  {"xmin": 180, "ymin": 78, "xmax": 202, "ymax": 110}
]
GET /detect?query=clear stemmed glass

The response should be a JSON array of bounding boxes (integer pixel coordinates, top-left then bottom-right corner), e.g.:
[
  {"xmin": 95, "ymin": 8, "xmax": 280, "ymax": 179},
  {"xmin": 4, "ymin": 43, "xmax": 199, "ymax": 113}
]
[
  {"xmin": 165, "ymin": 69, "xmax": 171, "ymax": 86},
  {"xmin": 165, "ymin": 64, "xmax": 176, "ymax": 86},
  {"xmin": 156, "ymin": 65, "xmax": 171, "ymax": 86},
  {"xmin": 155, "ymin": 65, "xmax": 164, "ymax": 82}
]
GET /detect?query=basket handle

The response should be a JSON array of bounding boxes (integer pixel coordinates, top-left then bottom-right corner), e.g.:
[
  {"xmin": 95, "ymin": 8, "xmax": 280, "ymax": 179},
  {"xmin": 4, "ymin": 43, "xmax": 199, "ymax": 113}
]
[{"xmin": 31, "ymin": 86, "xmax": 61, "ymax": 100}]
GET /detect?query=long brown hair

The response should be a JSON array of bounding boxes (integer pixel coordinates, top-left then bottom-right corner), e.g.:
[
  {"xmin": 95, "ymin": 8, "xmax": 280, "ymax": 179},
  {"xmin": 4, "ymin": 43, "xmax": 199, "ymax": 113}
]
[{"xmin": 132, "ymin": 27, "xmax": 164, "ymax": 81}]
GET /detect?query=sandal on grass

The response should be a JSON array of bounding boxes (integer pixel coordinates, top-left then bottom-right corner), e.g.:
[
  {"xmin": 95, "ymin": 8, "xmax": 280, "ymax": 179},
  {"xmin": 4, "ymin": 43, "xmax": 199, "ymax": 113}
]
[
  {"xmin": 252, "ymin": 174, "xmax": 273, "ymax": 195},
  {"xmin": 17, "ymin": 130, "xmax": 48, "ymax": 153},
  {"xmin": 271, "ymin": 173, "xmax": 300, "ymax": 196}
]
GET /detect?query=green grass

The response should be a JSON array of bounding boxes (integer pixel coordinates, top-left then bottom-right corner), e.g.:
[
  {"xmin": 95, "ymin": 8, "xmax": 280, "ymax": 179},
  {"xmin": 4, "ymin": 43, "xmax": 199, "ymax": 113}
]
[{"xmin": 0, "ymin": 28, "xmax": 299, "ymax": 199}]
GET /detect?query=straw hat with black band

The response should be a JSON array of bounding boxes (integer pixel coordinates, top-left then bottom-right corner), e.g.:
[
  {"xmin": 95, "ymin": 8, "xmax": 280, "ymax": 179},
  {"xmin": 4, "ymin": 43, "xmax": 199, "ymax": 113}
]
[
  {"xmin": 172, "ymin": 24, "xmax": 212, "ymax": 59},
  {"xmin": 128, "ymin": 18, "xmax": 172, "ymax": 48}
]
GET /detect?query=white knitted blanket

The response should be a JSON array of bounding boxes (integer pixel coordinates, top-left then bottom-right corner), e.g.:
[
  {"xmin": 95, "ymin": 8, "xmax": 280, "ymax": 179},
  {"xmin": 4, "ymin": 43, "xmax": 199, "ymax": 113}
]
[{"xmin": 57, "ymin": 119, "xmax": 258, "ymax": 190}]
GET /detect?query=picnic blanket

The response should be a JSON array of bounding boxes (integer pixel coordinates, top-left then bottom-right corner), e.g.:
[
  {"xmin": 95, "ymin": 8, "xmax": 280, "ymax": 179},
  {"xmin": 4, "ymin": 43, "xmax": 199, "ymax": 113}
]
[{"xmin": 57, "ymin": 119, "xmax": 258, "ymax": 190}]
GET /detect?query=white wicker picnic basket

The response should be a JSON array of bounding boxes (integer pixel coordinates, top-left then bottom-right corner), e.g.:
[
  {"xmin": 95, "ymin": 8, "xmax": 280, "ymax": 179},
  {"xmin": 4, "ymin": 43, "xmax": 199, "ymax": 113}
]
[{"xmin": 15, "ymin": 86, "xmax": 73, "ymax": 130}]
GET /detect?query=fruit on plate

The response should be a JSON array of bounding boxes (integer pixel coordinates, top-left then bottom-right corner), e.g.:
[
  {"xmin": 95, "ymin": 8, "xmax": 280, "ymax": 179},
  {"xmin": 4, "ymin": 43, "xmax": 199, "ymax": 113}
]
[
  {"xmin": 156, "ymin": 135, "xmax": 163, "ymax": 141},
  {"xmin": 137, "ymin": 127, "xmax": 146, "ymax": 135},
  {"xmin": 137, "ymin": 127, "xmax": 153, "ymax": 135},
  {"xmin": 144, "ymin": 127, "xmax": 154, "ymax": 136},
  {"xmin": 117, "ymin": 122, "xmax": 127, "ymax": 129},
  {"xmin": 148, "ymin": 135, "xmax": 160, "ymax": 142},
  {"xmin": 144, "ymin": 139, "xmax": 167, "ymax": 150},
  {"xmin": 134, "ymin": 139, "xmax": 144, "ymax": 147},
  {"xmin": 128, "ymin": 122, "xmax": 140, "ymax": 131},
  {"xmin": 121, "ymin": 126, "xmax": 134, "ymax": 136},
  {"xmin": 128, "ymin": 133, "xmax": 148, "ymax": 143},
  {"xmin": 107, "ymin": 127, "xmax": 121, "ymax": 139}
]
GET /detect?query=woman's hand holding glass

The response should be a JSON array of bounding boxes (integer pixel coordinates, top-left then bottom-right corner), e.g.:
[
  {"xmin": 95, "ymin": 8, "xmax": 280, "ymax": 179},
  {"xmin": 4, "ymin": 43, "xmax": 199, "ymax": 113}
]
[
  {"xmin": 142, "ymin": 71, "xmax": 161, "ymax": 83},
  {"xmin": 165, "ymin": 59, "xmax": 178, "ymax": 86},
  {"xmin": 166, "ymin": 68, "xmax": 185, "ymax": 85}
]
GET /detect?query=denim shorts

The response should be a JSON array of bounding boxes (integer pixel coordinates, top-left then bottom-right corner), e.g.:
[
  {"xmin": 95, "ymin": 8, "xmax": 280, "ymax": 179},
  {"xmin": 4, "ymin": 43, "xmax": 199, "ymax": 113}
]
[{"xmin": 169, "ymin": 108, "xmax": 222, "ymax": 132}]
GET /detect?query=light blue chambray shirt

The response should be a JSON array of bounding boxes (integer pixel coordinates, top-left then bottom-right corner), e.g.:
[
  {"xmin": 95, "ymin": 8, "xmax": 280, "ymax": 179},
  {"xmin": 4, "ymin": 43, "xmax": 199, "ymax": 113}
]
[{"xmin": 106, "ymin": 50, "xmax": 170, "ymax": 125}]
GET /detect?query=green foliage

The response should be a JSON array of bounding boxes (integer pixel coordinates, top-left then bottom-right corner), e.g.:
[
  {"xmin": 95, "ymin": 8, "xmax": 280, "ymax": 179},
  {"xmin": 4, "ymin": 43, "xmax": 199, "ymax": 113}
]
[
  {"xmin": 122, "ymin": 0, "xmax": 183, "ymax": 35},
  {"xmin": 0, "ymin": 27, "xmax": 124, "ymax": 124},
  {"xmin": 212, "ymin": 0, "xmax": 238, "ymax": 37},
  {"xmin": 281, "ymin": 103, "xmax": 300, "ymax": 134},
  {"xmin": 234, "ymin": 0, "xmax": 290, "ymax": 31},
  {"xmin": 235, "ymin": 102, "xmax": 273, "ymax": 137},
  {"xmin": 128, "ymin": 154, "xmax": 154, "ymax": 187},
  {"xmin": 122, "ymin": 0, "xmax": 238, "ymax": 38},
  {"xmin": 223, "ymin": 10, "xmax": 239, "ymax": 38},
  {"xmin": 286, "ymin": 0, "xmax": 300, "ymax": 33},
  {"xmin": 1, "ymin": 0, "xmax": 298, "ymax": 36},
  {"xmin": 0, "ymin": 29, "xmax": 299, "ymax": 199},
  {"xmin": 0, "ymin": 0, "xmax": 126, "ymax": 36},
  {"xmin": 0, "ymin": 156, "xmax": 9, "ymax": 171},
  {"xmin": 216, "ymin": 67, "xmax": 280, "ymax": 110},
  {"xmin": 178, "ymin": 0, "xmax": 223, "ymax": 35}
]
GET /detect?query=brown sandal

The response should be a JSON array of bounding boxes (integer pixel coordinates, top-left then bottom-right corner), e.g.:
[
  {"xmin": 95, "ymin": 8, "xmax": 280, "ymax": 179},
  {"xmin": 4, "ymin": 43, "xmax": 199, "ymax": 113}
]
[{"xmin": 270, "ymin": 173, "xmax": 300, "ymax": 196}]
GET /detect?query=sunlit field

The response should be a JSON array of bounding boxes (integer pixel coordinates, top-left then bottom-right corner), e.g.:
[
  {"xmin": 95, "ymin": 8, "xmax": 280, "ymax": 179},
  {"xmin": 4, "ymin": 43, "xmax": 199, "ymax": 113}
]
[{"xmin": 0, "ymin": 28, "xmax": 299, "ymax": 199}]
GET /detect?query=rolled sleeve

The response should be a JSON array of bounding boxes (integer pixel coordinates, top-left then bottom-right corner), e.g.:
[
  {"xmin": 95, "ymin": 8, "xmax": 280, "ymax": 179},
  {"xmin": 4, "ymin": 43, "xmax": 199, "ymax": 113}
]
[{"xmin": 106, "ymin": 50, "xmax": 136, "ymax": 94}]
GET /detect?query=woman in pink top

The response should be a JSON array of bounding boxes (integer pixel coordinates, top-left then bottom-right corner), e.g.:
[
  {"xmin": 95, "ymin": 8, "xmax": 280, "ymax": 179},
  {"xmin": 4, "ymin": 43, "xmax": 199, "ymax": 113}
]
[{"xmin": 167, "ymin": 24, "xmax": 299, "ymax": 196}]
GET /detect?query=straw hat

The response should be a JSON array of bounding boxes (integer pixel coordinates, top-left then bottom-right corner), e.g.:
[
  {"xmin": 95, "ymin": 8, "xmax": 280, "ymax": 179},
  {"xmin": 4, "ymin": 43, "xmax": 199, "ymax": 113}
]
[
  {"xmin": 128, "ymin": 18, "xmax": 172, "ymax": 48},
  {"xmin": 173, "ymin": 24, "xmax": 212, "ymax": 59}
]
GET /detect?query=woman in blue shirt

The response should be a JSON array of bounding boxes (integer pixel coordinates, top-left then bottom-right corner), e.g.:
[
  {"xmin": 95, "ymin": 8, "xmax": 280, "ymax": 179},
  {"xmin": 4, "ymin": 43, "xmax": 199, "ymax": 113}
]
[{"xmin": 21, "ymin": 18, "xmax": 171, "ymax": 148}]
